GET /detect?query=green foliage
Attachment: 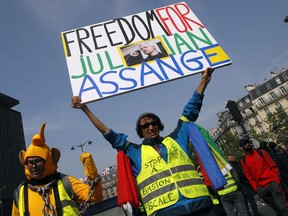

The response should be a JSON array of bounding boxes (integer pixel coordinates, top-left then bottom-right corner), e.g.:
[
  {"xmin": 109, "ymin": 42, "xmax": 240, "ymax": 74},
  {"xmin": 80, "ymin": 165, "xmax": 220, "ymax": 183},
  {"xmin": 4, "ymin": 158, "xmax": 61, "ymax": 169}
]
[
  {"xmin": 249, "ymin": 128, "xmax": 268, "ymax": 141},
  {"xmin": 248, "ymin": 106, "xmax": 288, "ymax": 146},
  {"xmin": 218, "ymin": 131, "xmax": 243, "ymax": 160},
  {"xmin": 266, "ymin": 106, "xmax": 288, "ymax": 145}
]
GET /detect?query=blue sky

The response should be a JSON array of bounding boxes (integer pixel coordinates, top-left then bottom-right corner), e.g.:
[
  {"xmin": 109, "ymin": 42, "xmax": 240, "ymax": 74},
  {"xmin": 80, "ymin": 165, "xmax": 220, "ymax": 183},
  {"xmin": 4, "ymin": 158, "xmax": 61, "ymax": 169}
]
[{"xmin": 1, "ymin": 0, "xmax": 288, "ymax": 179}]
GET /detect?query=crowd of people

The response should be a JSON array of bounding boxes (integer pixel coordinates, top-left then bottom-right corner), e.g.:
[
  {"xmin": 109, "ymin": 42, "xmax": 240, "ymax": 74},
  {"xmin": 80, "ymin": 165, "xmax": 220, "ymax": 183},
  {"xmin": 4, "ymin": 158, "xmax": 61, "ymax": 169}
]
[{"xmin": 238, "ymin": 139, "xmax": 288, "ymax": 216}]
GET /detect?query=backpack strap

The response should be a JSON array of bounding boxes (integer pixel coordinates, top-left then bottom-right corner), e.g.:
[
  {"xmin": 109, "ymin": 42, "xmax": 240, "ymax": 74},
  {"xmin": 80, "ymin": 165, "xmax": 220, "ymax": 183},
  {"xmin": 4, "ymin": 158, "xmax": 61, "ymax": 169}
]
[
  {"xmin": 23, "ymin": 184, "xmax": 29, "ymax": 216},
  {"xmin": 60, "ymin": 173, "xmax": 75, "ymax": 200},
  {"xmin": 13, "ymin": 181, "xmax": 26, "ymax": 208},
  {"xmin": 53, "ymin": 183, "xmax": 62, "ymax": 216},
  {"xmin": 256, "ymin": 149, "xmax": 264, "ymax": 158}
]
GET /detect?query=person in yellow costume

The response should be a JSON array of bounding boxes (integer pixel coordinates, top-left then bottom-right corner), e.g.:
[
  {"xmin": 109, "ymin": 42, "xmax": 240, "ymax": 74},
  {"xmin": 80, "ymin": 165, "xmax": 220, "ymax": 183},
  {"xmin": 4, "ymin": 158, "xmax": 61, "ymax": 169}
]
[{"xmin": 11, "ymin": 122, "xmax": 103, "ymax": 216}]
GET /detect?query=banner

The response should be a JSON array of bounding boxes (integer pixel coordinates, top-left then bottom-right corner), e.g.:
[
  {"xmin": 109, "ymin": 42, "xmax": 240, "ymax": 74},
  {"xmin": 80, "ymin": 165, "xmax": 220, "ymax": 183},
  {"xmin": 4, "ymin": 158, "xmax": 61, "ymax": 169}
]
[{"xmin": 61, "ymin": 2, "xmax": 231, "ymax": 103}]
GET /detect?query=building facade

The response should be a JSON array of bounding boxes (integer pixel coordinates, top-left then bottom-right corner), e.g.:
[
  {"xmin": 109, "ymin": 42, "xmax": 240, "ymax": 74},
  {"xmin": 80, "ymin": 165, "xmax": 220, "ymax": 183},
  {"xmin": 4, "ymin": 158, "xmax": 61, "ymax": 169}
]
[
  {"xmin": 0, "ymin": 93, "xmax": 26, "ymax": 215},
  {"xmin": 100, "ymin": 165, "xmax": 117, "ymax": 200},
  {"xmin": 211, "ymin": 68, "xmax": 288, "ymax": 147}
]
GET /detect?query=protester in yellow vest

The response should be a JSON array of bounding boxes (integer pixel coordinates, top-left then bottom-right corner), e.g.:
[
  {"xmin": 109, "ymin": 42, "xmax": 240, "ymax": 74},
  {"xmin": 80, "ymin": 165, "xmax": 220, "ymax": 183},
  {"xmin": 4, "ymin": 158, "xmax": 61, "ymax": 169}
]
[
  {"xmin": 11, "ymin": 123, "xmax": 103, "ymax": 216},
  {"xmin": 217, "ymin": 170, "xmax": 249, "ymax": 216},
  {"xmin": 71, "ymin": 68, "xmax": 220, "ymax": 216}
]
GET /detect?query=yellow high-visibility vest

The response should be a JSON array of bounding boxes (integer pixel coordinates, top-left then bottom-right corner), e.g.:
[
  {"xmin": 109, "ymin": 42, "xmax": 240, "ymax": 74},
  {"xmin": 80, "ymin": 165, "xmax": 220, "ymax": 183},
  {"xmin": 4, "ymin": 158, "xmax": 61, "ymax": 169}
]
[
  {"xmin": 217, "ymin": 172, "xmax": 238, "ymax": 196},
  {"xmin": 18, "ymin": 180, "xmax": 79, "ymax": 216},
  {"xmin": 137, "ymin": 137, "xmax": 210, "ymax": 216}
]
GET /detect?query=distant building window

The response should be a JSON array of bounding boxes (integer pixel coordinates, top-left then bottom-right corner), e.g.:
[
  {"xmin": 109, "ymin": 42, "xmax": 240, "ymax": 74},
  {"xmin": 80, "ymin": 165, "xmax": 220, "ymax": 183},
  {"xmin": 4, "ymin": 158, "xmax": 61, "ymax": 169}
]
[
  {"xmin": 269, "ymin": 92, "xmax": 277, "ymax": 100},
  {"xmin": 279, "ymin": 86, "xmax": 287, "ymax": 94},
  {"xmin": 239, "ymin": 101, "xmax": 243, "ymax": 107},
  {"xmin": 259, "ymin": 97, "xmax": 266, "ymax": 105},
  {"xmin": 275, "ymin": 101, "xmax": 282, "ymax": 108},
  {"xmin": 249, "ymin": 107, "xmax": 255, "ymax": 113},
  {"xmin": 245, "ymin": 97, "xmax": 250, "ymax": 103},
  {"xmin": 258, "ymin": 125, "xmax": 264, "ymax": 133},
  {"xmin": 275, "ymin": 77, "xmax": 281, "ymax": 85},
  {"xmin": 266, "ymin": 83, "xmax": 272, "ymax": 90},
  {"xmin": 254, "ymin": 116, "xmax": 259, "ymax": 123},
  {"xmin": 256, "ymin": 89, "xmax": 261, "ymax": 96},
  {"xmin": 283, "ymin": 72, "xmax": 288, "ymax": 81},
  {"xmin": 264, "ymin": 108, "xmax": 270, "ymax": 115}
]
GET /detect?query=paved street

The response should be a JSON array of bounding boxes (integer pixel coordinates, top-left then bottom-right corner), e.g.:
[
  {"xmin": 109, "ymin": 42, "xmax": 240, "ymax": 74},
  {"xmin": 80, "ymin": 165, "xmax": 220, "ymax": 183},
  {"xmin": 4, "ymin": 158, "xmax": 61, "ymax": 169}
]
[{"xmin": 253, "ymin": 195, "xmax": 277, "ymax": 216}]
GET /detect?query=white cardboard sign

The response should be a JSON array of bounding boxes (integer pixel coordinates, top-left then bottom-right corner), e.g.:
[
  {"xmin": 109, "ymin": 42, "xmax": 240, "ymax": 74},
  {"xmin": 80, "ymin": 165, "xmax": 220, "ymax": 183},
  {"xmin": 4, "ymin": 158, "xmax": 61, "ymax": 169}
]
[{"xmin": 61, "ymin": 2, "xmax": 231, "ymax": 103}]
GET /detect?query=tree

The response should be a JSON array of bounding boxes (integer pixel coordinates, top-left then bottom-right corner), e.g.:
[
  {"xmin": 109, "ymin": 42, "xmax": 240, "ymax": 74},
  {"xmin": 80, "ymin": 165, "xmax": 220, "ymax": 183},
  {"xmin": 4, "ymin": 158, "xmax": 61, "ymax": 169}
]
[
  {"xmin": 248, "ymin": 106, "xmax": 288, "ymax": 146},
  {"xmin": 249, "ymin": 128, "xmax": 268, "ymax": 142},
  {"xmin": 267, "ymin": 106, "xmax": 288, "ymax": 145},
  {"xmin": 218, "ymin": 131, "xmax": 243, "ymax": 159}
]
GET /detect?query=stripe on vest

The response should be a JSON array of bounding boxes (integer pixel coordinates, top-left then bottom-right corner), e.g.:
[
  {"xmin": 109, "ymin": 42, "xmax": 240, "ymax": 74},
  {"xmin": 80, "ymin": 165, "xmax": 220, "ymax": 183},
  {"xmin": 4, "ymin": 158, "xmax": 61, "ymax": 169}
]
[
  {"xmin": 177, "ymin": 178, "xmax": 204, "ymax": 188},
  {"xmin": 170, "ymin": 164, "xmax": 196, "ymax": 173},
  {"xmin": 61, "ymin": 199, "xmax": 78, "ymax": 208},
  {"xmin": 138, "ymin": 170, "xmax": 171, "ymax": 189},
  {"xmin": 141, "ymin": 184, "xmax": 176, "ymax": 204}
]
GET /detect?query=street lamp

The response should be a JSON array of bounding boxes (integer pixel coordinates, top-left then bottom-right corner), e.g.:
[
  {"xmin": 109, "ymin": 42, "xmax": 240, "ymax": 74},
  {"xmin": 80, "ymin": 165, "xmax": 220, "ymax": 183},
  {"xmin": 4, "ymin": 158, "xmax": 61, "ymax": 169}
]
[{"xmin": 70, "ymin": 140, "xmax": 92, "ymax": 152}]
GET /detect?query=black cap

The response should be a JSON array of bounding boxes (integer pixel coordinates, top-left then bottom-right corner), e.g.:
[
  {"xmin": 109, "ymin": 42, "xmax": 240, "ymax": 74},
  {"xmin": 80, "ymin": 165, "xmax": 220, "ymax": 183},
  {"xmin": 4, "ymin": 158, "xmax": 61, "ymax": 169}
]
[{"xmin": 239, "ymin": 139, "xmax": 250, "ymax": 147}]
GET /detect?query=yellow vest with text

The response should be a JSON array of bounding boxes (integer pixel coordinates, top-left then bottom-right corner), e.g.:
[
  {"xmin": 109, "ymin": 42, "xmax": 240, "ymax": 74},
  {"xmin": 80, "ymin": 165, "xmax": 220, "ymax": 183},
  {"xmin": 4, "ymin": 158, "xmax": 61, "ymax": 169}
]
[
  {"xmin": 18, "ymin": 180, "xmax": 79, "ymax": 216},
  {"xmin": 136, "ymin": 137, "xmax": 210, "ymax": 216},
  {"xmin": 217, "ymin": 171, "xmax": 238, "ymax": 196}
]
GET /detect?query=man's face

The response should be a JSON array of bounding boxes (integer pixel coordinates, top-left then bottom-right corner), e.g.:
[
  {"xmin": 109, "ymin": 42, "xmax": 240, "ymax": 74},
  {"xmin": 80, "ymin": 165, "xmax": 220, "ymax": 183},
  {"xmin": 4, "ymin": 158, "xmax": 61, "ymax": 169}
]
[
  {"xmin": 25, "ymin": 156, "xmax": 45, "ymax": 179},
  {"xmin": 139, "ymin": 116, "xmax": 160, "ymax": 139},
  {"xmin": 242, "ymin": 142, "xmax": 254, "ymax": 152},
  {"xmin": 139, "ymin": 44, "xmax": 156, "ymax": 55}
]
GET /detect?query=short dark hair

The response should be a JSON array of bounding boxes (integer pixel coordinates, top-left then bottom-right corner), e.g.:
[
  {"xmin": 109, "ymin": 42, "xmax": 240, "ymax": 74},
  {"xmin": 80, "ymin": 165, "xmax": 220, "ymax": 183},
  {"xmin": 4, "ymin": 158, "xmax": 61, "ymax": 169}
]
[
  {"xmin": 136, "ymin": 113, "xmax": 164, "ymax": 138},
  {"xmin": 239, "ymin": 139, "xmax": 250, "ymax": 147}
]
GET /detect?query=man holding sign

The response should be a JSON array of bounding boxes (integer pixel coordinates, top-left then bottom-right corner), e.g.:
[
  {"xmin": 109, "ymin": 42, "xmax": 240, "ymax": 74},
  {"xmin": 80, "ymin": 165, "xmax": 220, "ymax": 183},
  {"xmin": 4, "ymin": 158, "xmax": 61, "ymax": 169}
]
[{"xmin": 71, "ymin": 67, "xmax": 218, "ymax": 216}]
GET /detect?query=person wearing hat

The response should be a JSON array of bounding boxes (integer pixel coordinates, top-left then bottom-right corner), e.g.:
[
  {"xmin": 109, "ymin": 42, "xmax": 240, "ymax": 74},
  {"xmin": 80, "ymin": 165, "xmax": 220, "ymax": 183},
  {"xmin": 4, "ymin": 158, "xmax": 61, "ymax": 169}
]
[
  {"xmin": 71, "ymin": 68, "xmax": 216, "ymax": 216},
  {"xmin": 239, "ymin": 139, "xmax": 288, "ymax": 216},
  {"xmin": 11, "ymin": 123, "xmax": 103, "ymax": 216}
]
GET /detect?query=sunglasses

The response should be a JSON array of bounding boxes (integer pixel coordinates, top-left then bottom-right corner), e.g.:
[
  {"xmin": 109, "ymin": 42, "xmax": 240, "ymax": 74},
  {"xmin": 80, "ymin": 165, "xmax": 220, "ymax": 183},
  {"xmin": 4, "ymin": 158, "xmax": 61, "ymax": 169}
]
[
  {"xmin": 140, "ymin": 121, "xmax": 158, "ymax": 129},
  {"xmin": 25, "ymin": 158, "xmax": 45, "ymax": 167}
]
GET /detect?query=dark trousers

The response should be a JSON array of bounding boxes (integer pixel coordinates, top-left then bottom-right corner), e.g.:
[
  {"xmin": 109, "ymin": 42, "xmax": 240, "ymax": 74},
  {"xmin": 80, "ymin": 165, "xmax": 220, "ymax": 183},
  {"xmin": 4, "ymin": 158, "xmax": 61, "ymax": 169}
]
[
  {"xmin": 240, "ymin": 184, "xmax": 261, "ymax": 216},
  {"xmin": 220, "ymin": 190, "xmax": 249, "ymax": 216},
  {"xmin": 257, "ymin": 181, "xmax": 288, "ymax": 216}
]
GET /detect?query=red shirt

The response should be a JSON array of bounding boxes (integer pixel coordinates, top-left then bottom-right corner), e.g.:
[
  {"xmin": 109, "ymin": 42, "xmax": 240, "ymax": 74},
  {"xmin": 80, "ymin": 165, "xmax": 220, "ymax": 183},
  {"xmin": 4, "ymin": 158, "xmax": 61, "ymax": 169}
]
[{"xmin": 240, "ymin": 149, "xmax": 280, "ymax": 191}]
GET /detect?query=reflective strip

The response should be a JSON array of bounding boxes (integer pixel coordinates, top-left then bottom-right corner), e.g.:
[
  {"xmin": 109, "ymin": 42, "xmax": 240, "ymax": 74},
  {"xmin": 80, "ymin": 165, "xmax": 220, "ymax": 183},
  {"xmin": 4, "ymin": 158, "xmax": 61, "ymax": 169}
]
[
  {"xmin": 61, "ymin": 199, "xmax": 78, "ymax": 208},
  {"xmin": 138, "ymin": 164, "xmax": 198, "ymax": 189},
  {"xmin": 170, "ymin": 164, "xmax": 196, "ymax": 173},
  {"xmin": 138, "ymin": 170, "xmax": 171, "ymax": 189},
  {"xmin": 223, "ymin": 182, "xmax": 237, "ymax": 189},
  {"xmin": 141, "ymin": 183, "xmax": 176, "ymax": 204},
  {"xmin": 177, "ymin": 178, "xmax": 204, "ymax": 188},
  {"xmin": 225, "ymin": 177, "xmax": 233, "ymax": 181}
]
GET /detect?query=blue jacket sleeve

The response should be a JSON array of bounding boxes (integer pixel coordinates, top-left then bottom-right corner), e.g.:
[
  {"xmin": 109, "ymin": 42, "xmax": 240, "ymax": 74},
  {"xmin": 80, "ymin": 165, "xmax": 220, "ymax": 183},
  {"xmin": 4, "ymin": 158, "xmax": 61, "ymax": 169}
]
[
  {"xmin": 103, "ymin": 129, "xmax": 128, "ymax": 151},
  {"xmin": 181, "ymin": 91, "xmax": 204, "ymax": 122}
]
